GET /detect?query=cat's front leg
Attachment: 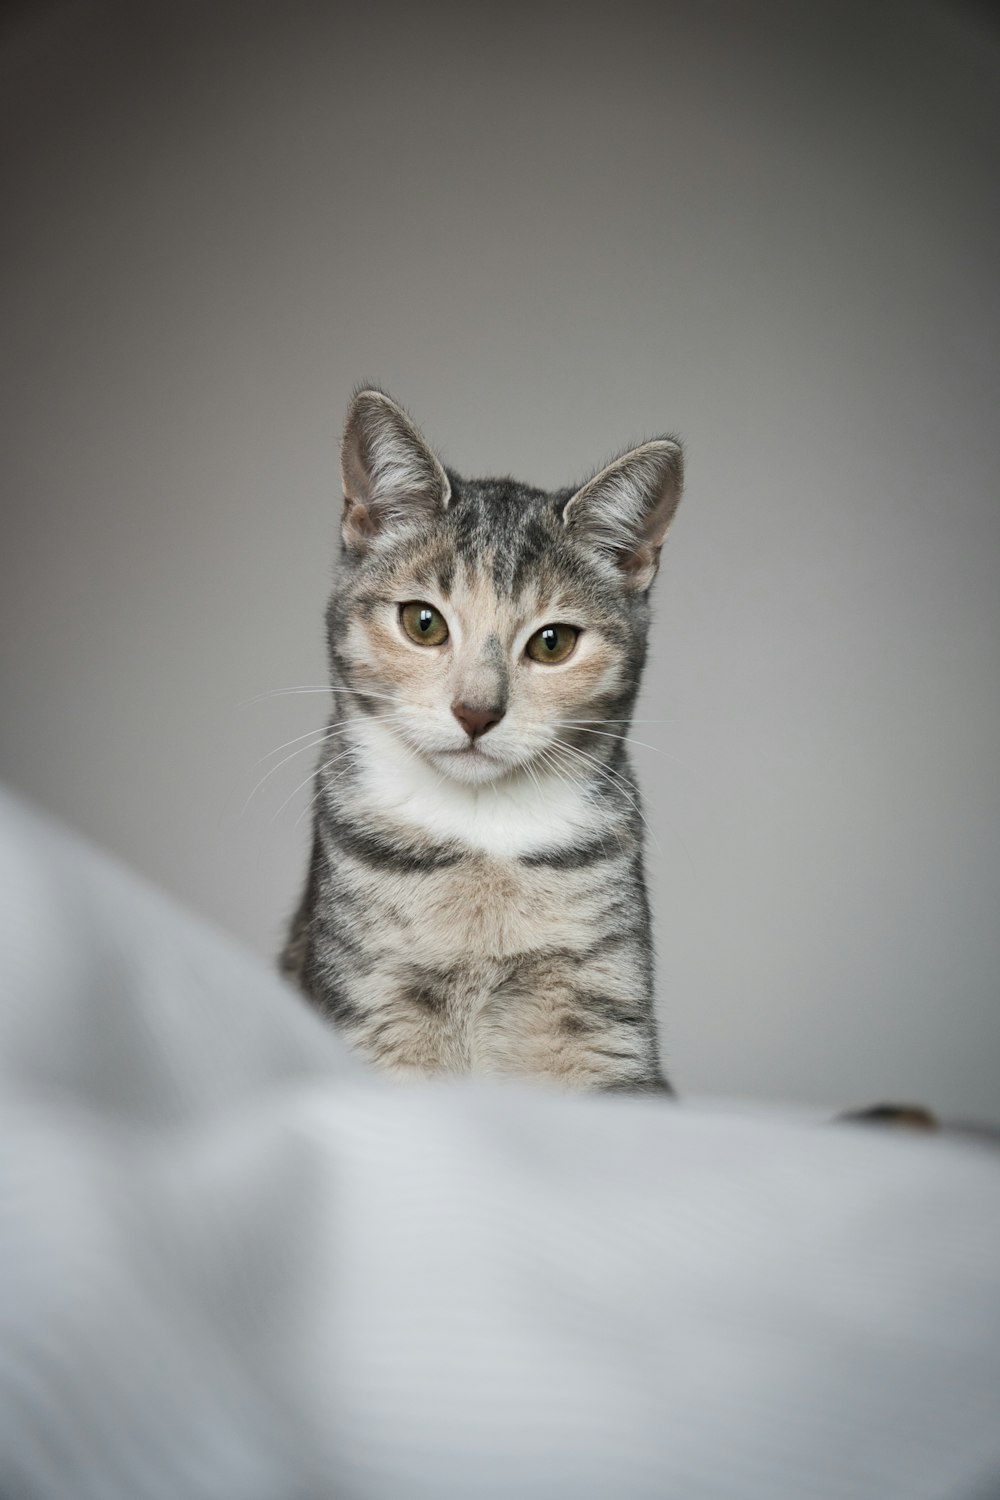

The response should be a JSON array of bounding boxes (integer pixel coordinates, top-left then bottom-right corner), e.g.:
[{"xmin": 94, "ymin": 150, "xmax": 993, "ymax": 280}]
[{"xmin": 474, "ymin": 957, "xmax": 669, "ymax": 1094}]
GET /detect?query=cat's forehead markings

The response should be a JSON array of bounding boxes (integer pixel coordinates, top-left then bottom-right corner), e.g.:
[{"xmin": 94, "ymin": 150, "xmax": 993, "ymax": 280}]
[
  {"xmin": 446, "ymin": 481, "xmax": 557, "ymax": 594},
  {"xmin": 435, "ymin": 555, "xmax": 454, "ymax": 598},
  {"xmin": 483, "ymin": 631, "xmax": 505, "ymax": 671},
  {"xmin": 380, "ymin": 537, "xmax": 453, "ymax": 599},
  {"xmin": 447, "ymin": 556, "xmax": 565, "ymax": 643},
  {"xmin": 451, "ymin": 567, "xmax": 511, "ymax": 635}
]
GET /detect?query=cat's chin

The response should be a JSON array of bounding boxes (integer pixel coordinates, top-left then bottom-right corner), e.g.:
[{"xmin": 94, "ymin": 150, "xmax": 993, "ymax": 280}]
[{"xmin": 428, "ymin": 744, "xmax": 524, "ymax": 789}]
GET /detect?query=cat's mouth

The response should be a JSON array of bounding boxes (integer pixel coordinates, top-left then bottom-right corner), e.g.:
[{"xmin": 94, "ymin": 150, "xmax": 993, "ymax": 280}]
[
  {"xmin": 429, "ymin": 737, "xmax": 518, "ymax": 784},
  {"xmin": 438, "ymin": 742, "xmax": 496, "ymax": 766}
]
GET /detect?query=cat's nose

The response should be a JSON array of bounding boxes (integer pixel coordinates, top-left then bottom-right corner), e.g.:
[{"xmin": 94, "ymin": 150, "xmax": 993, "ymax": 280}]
[{"xmin": 451, "ymin": 701, "xmax": 505, "ymax": 741}]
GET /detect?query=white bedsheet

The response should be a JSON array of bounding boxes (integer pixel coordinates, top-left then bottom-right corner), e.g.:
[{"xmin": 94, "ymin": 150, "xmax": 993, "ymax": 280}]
[{"xmin": 1, "ymin": 786, "xmax": 998, "ymax": 1499}]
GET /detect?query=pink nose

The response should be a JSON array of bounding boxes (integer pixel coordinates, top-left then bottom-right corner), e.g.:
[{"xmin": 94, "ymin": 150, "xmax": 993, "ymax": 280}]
[{"xmin": 451, "ymin": 701, "xmax": 504, "ymax": 740}]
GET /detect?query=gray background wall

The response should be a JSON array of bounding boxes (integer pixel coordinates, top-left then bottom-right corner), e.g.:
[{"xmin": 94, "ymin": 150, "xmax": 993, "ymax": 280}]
[{"xmin": 2, "ymin": 0, "xmax": 998, "ymax": 1120}]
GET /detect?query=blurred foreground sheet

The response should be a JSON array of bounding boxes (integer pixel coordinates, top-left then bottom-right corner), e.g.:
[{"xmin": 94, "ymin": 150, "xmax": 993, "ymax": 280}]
[{"xmin": 1, "ymin": 786, "xmax": 999, "ymax": 1500}]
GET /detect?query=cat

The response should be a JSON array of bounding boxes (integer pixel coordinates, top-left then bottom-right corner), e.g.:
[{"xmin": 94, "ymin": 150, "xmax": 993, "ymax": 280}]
[{"xmin": 281, "ymin": 388, "xmax": 683, "ymax": 1092}]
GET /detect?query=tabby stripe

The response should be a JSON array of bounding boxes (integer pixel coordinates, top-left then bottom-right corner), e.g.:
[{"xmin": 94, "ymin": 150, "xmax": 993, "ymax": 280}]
[
  {"xmin": 299, "ymin": 962, "xmax": 362, "ymax": 1027},
  {"xmin": 513, "ymin": 930, "xmax": 642, "ymax": 966},
  {"xmin": 324, "ymin": 811, "xmax": 463, "ymax": 873},
  {"xmin": 574, "ymin": 992, "xmax": 651, "ymax": 1027},
  {"xmin": 519, "ymin": 835, "xmax": 618, "ymax": 870},
  {"xmin": 314, "ymin": 915, "xmax": 375, "ymax": 966},
  {"xmin": 601, "ymin": 1073, "xmax": 675, "ymax": 1095},
  {"xmin": 578, "ymin": 929, "xmax": 643, "ymax": 962}
]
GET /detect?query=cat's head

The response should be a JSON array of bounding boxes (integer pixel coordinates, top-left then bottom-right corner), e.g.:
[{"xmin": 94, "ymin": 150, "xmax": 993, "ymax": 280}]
[{"xmin": 326, "ymin": 388, "xmax": 683, "ymax": 787}]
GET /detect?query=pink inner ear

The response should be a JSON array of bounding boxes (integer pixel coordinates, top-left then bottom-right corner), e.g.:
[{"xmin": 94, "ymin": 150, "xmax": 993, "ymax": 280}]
[
  {"xmin": 341, "ymin": 421, "xmax": 374, "ymax": 508},
  {"xmin": 340, "ymin": 390, "xmax": 451, "ymax": 526},
  {"xmin": 351, "ymin": 502, "xmax": 376, "ymax": 536},
  {"xmin": 621, "ymin": 542, "xmax": 657, "ymax": 580},
  {"xmin": 639, "ymin": 484, "xmax": 681, "ymax": 550},
  {"xmin": 342, "ymin": 499, "xmax": 378, "ymax": 549},
  {"xmin": 561, "ymin": 440, "xmax": 683, "ymax": 591}
]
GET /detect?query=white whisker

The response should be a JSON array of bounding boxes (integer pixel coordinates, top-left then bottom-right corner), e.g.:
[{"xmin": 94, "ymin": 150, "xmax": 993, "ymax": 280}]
[
  {"xmin": 550, "ymin": 722, "xmax": 684, "ymax": 762},
  {"xmin": 247, "ymin": 706, "xmax": 416, "ymax": 810},
  {"xmin": 535, "ymin": 745, "xmax": 622, "ymax": 861},
  {"xmin": 520, "ymin": 750, "xmax": 549, "ymax": 813},
  {"xmin": 336, "ymin": 686, "xmax": 410, "ymax": 705},
  {"xmin": 239, "ymin": 686, "xmax": 333, "ymax": 707},
  {"xmin": 272, "ymin": 745, "xmax": 359, "ymax": 824},
  {"xmin": 550, "ymin": 739, "xmax": 661, "ymax": 855},
  {"xmin": 251, "ymin": 720, "xmax": 357, "ymax": 769},
  {"xmin": 293, "ymin": 763, "xmax": 357, "ymax": 831},
  {"xmin": 553, "ymin": 735, "xmax": 637, "ymax": 797},
  {"xmin": 241, "ymin": 724, "xmax": 344, "ymax": 817}
]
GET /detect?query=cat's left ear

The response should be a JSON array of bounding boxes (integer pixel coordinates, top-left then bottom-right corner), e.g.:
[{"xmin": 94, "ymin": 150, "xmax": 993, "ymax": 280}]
[
  {"xmin": 561, "ymin": 439, "xmax": 683, "ymax": 591},
  {"xmin": 340, "ymin": 388, "xmax": 451, "ymax": 552}
]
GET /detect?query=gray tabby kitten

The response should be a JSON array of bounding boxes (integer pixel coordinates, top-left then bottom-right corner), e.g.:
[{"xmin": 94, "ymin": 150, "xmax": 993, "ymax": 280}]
[{"xmin": 281, "ymin": 389, "xmax": 683, "ymax": 1092}]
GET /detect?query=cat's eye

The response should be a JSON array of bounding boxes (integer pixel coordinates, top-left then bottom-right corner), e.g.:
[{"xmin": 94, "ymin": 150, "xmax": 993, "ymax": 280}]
[
  {"xmin": 399, "ymin": 601, "xmax": 449, "ymax": 647},
  {"xmin": 525, "ymin": 623, "xmax": 579, "ymax": 665}
]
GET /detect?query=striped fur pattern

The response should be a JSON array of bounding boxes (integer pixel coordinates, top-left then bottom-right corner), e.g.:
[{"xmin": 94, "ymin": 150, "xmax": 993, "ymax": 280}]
[{"xmin": 281, "ymin": 389, "xmax": 683, "ymax": 1091}]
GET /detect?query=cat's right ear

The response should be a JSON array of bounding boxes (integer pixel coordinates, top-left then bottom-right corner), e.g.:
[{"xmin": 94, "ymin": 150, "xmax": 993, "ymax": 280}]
[{"xmin": 340, "ymin": 389, "xmax": 451, "ymax": 552}]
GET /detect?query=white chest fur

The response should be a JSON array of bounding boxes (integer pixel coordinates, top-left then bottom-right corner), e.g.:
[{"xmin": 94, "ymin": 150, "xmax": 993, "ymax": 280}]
[{"xmin": 344, "ymin": 716, "xmax": 604, "ymax": 858}]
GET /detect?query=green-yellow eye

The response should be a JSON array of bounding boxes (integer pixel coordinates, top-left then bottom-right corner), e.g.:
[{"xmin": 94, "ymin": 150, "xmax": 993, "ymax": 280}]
[
  {"xmin": 400, "ymin": 601, "xmax": 449, "ymax": 647},
  {"xmin": 525, "ymin": 623, "xmax": 579, "ymax": 665}
]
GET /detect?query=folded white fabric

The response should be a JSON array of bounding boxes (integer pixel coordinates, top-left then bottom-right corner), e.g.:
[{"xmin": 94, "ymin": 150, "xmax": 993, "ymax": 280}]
[{"xmin": 0, "ymin": 787, "xmax": 998, "ymax": 1500}]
